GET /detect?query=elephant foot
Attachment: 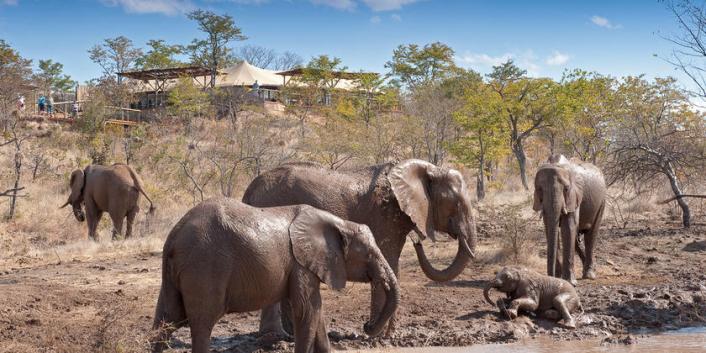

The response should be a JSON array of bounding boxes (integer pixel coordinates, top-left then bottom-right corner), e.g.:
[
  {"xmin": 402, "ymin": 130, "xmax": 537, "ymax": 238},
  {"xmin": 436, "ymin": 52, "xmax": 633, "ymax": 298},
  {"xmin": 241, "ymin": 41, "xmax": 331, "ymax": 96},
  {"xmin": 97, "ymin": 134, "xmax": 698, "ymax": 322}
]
[
  {"xmin": 257, "ymin": 330, "xmax": 292, "ymax": 346},
  {"xmin": 559, "ymin": 318, "xmax": 576, "ymax": 329},
  {"xmin": 583, "ymin": 268, "xmax": 596, "ymax": 280},
  {"xmin": 541, "ymin": 309, "xmax": 560, "ymax": 321}
]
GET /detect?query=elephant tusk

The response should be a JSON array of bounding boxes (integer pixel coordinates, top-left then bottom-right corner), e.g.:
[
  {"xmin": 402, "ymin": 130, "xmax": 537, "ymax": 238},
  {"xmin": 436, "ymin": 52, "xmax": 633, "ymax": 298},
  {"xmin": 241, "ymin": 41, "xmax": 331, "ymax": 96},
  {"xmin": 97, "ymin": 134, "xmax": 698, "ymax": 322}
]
[
  {"xmin": 460, "ymin": 234, "xmax": 475, "ymax": 259},
  {"xmin": 60, "ymin": 201, "xmax": 70, "ymax": 209}
]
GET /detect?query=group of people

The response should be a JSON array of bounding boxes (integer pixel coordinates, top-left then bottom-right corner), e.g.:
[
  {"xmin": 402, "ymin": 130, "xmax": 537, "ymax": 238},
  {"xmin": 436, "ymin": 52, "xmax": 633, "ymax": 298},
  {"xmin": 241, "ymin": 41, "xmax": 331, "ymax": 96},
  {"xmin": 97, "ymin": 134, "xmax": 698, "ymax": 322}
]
[{"xmin": 15, "ymin": 93, "xmax": 80, "ymax": 118}]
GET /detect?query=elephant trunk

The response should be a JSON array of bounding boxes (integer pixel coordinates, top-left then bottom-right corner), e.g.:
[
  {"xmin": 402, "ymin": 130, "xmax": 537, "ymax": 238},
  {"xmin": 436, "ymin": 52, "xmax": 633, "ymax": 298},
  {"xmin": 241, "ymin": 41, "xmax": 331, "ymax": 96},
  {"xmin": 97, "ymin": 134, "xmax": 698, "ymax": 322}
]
[
  {"xmin": 363, "ymin": 263, "xmax": 400, "ymax": 337},
  {"xmin": 543, "ymin": 189, "xmax": 562, "ymax": 277},
  {"xmin": 483, "ymin": 280, "xmax": 500, "ymax": 306}
]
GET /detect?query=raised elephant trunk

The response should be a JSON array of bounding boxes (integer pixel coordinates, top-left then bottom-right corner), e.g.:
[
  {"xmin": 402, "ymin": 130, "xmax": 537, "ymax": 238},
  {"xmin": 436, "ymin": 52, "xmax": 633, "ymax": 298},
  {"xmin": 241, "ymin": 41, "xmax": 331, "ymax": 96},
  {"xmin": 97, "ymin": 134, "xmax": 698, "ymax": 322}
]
[
  {"xmin": 413, "ymin": 211, "xmax": 476, "ymax": 282},
  {"xmin": 483, "ymin": 280, "xmax": 500, "ymax": 306},
  {"xmin": 363, "ymin": 263, "xmax": 400, "ymax": 337}
]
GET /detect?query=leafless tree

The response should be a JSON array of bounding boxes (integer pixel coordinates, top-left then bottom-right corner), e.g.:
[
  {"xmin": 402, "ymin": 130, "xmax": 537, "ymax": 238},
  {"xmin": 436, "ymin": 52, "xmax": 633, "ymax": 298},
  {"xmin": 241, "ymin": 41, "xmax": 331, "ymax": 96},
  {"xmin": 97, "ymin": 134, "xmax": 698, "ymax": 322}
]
[
  {"xmin": 235, "ymin": 45, "xmax": 277, "ymax": 68},
  {"xmin": 2, "ymin": 119, "xmax": 32, "ymax": 220},
  {"xmin": 272, "ymin": 51, "xmax": 303, "ymax": 71},
  {"xmin": 663, "ymin": 0, "xmax": 706, "ymax": 100}
]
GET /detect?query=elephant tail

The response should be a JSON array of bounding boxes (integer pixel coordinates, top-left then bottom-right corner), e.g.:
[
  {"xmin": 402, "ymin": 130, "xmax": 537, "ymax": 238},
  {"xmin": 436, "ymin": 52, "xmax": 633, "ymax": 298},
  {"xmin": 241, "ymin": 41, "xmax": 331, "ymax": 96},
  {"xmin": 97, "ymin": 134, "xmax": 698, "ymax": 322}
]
[{"xmin": 127, "ymin": 165, "xmax": 156, "ymax": 214}]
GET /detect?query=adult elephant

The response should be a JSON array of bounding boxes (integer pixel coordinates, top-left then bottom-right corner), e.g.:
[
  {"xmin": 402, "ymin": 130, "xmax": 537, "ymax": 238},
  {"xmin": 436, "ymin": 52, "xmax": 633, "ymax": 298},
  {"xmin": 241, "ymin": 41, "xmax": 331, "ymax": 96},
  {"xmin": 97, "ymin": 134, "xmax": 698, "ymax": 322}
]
[
  {"xmin": 61, "ymin": 163, "xmax": 155, "ymax": 240},
  {"xmin": 151, "ymin": 199, "xmax": 398, "ymax": 353},
  {"xmin": 243, "ymin": 159, "xmax": 477, "ymax": 335},
  {"xmin": 533, "ymin": 155, "xmax": 606, "ymax": 285}
]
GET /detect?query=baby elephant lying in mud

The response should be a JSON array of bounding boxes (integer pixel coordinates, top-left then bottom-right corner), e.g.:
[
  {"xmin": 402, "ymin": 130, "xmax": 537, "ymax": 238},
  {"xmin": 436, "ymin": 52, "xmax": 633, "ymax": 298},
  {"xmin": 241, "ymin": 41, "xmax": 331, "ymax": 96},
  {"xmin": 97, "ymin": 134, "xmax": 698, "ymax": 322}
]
[
  {"xmin": 151, "ymin": 198, "xmax": 399, "ymax": 353},
  {"xmin": 484, "ymin": 266, "xmax": 582, "ymax": 328}
]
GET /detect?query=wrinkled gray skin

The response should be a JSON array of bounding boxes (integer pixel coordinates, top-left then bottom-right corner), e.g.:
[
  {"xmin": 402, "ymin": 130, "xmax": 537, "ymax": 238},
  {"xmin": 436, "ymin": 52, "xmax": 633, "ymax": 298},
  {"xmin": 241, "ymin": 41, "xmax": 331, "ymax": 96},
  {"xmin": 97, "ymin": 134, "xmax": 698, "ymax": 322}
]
[
  {"xmin": 533, "ymin": 155, "xmax": 606, "ymax": 285},
  {"xmin": 484, "ymin": 266, "xmax": 582, "ymax": 329},
  {"xmin": 61, "ymin": 164, "xmax": 155, "ymax": 240},
  {"xmin": 150, "ymin": 198, "xmax": 399, "ymax": 353},
  {"xmin": 242, "ymin": 159, "xmax": 477, "ymax": 336}
]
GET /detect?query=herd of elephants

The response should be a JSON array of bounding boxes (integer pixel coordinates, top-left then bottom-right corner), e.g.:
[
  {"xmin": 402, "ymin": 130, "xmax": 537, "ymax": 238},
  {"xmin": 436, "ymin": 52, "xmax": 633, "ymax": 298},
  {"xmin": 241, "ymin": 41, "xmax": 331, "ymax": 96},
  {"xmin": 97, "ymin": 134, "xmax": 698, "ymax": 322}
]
[{"xmin": 59, "ymin": 155, "xmax": 607, "ymax": 353}]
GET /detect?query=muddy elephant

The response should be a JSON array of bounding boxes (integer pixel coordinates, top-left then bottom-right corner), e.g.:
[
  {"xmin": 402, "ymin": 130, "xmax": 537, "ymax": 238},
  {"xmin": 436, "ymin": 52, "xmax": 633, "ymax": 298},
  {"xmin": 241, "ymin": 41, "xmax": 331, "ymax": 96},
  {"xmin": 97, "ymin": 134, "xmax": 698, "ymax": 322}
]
[
  {"xmin": 150, "ymin": 198, "xmax": 399, "ymax": 353},
  {"xmin": 242, "ymin": 159, "xmax": 477, "ymax": 335},
  {"xmin": 61, "ymin": 164, "xmax": 155, "ymax": 240},
  {"xmin": 484, "ymin": 266, "xmax": 582, "ymax": 328},
  {"xmin": 533, "ymin": 155, "xmax": 606, "ymax": 285}
]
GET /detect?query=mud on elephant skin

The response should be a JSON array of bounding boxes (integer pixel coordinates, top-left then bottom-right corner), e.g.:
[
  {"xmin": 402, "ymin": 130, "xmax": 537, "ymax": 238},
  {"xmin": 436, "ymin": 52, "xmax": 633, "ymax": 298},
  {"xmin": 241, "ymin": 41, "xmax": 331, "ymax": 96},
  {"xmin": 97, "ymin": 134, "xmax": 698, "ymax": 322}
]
[
  {"xmin": 533, "ymin": 155, "xmax": 606, "ymax": 285},
  {"xmin": 150, "ymin": 198, "xmax": 399, "ymax": 353},
  {"xmin": 484, "ymin": 266, "xmax": 582, "ymax": 329},
  {"xmin": 242, "ymin": 159, "xmax": 477, "ymax": 335},
  {"xmin": 61, "ymin": 163, "xmax": 155, "ymax": 241}
]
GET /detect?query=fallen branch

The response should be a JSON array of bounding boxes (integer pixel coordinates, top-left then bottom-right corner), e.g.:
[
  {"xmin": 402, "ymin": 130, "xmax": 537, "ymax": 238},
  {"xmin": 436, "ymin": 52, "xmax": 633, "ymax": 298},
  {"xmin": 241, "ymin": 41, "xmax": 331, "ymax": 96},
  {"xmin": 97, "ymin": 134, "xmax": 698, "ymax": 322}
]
[
  {"xmin": 0, "ymin": 187, "xmax": 25, "ymax": 197},
  {"xmin": 658, "ymin": 194, "xmax": 706, "ymax": 204}
]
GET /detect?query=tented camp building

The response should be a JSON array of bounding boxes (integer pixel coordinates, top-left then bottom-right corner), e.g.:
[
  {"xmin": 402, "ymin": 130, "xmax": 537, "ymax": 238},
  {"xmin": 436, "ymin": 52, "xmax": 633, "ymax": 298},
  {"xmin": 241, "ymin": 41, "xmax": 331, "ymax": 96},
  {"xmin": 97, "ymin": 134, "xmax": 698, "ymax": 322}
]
[{"xmin": 120, "ymin": 61, "xmax": 368, "ymax": 109}]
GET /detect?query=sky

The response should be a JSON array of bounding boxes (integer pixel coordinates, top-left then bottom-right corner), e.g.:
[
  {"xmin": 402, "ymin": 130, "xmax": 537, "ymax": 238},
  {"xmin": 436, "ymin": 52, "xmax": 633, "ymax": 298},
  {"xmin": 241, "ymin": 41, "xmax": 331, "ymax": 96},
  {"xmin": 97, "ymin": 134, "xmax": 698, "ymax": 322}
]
[{"xmin": 0, "ymin": 0, "xmax": 692, "ymax": 87}]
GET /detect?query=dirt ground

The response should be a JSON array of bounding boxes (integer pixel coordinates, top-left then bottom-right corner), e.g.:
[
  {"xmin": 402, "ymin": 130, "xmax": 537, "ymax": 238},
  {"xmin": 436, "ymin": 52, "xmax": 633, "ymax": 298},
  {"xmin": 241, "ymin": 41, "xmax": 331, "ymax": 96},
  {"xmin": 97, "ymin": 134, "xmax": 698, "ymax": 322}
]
[{"xmin": 0, "ymin": 213, "xmax": 705, "ymax": 352}]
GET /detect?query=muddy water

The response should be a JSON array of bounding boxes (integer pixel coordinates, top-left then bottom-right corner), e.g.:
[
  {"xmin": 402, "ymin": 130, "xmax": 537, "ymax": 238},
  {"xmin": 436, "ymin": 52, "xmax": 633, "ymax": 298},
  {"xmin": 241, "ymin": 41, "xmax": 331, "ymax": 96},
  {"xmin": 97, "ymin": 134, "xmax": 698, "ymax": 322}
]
[{"xmin": 346, "ymin": 327, "xmax": 706, "ymax": 353}]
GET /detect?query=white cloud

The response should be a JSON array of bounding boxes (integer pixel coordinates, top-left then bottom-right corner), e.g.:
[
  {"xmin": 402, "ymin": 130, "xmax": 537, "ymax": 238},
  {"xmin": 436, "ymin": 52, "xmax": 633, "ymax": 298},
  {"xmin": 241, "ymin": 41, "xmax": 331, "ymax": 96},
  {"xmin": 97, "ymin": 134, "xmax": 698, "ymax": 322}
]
[
  {"xmin": 545, "ymin": 51, "xmax": 570, "ymax": 66},
  {"xmin": 310, "ymin": 0, "xmax": 419, "ymax": 11},
  {"xmin": 101, "ymin": 0, "xmax": 193, "ymax": 15},
  {"xmin": 458, "ymin": 52, "xmax": 513, "ymax": 67},
  {"xmin": 390, "ymin": 13, "xmax": 401, "ymax": 21},
  {"xmin": 361, "ymin": 0, "xmax": 418, "ymax": 11},
  {"xmin": 370, "ymin": 15, "xmax": 381, "ymax": 23},
  {"xmin": 590, "ymin": 15, "xmax": 621, "ymax": 29},
  {"xmin": 310, "ymin": 0, "xmax": 356, "ymax": 11},
  {"xmin": 458, "ymin": 50, "xmax": 541, "ymax": 76}
]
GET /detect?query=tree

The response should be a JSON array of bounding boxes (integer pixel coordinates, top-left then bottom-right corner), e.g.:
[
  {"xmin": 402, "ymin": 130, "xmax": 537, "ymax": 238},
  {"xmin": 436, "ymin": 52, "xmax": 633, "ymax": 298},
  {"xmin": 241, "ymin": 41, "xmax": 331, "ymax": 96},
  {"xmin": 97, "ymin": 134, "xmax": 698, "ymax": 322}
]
[
  {"xmin": 1, "ymin": 118, "xmax": 32, "ymax": 220},
  {"xmin": 88, "ymin": 36, "xmax": 143, "ymax": 83},
  {"xmin": 235, "ymin": 45, "xmax": 304, "ymax": 71},
  {"xmin": 557, "ymin": 70, "xmax": 617, "ymax": 164},
  {"xmin": 0, "ymin": 40, "xmax": 32, "ymax": 127},
  {"xmin": 606, "ymin": 76, "xmax": 706, "ymax": 228},
  {"xmin": 135, "ymin": 39, "xmax": 184, "ymax": 70},
  {"xmin": 186, "ymin": 10, "xmax": 246, "ymax": 88},
  {"xmin": 167, "ymin": 77, "xmax": 211, "ymax": 130},
  {"xmin": 488, "ymin": 60, "xmax": 562, "ymax": 190},
  {"xmin": 451, "ymin": 80, "xmax": 508, "ymax": 200},
  {"xmin": 663, "ymin": 0, "xmax": 706, "ymax": 99},
  {"xmin": 385, "ymin": 42, "xmax": 457, "ymax": 89},
  {"xmin": 35, "ymin": 59, "xmax": 75, "ymax": 93}
]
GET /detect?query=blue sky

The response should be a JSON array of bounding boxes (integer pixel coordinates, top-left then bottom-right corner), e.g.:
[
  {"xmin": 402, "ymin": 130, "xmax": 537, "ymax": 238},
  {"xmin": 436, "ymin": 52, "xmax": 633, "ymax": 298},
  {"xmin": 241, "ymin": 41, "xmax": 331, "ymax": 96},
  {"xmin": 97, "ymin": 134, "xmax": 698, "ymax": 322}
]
[{"xmin": 0, "ymin": 0, "xmax": 689, "ymax": 86}]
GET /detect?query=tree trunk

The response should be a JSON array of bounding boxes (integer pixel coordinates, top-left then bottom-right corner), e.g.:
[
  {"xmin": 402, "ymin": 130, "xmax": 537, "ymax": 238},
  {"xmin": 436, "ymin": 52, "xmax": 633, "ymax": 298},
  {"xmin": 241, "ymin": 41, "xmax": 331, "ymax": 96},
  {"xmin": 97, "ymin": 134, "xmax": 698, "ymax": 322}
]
[
  {"xmin": 666, "ymin": 169, "xmax": 690, "ymax": 228},
  {"xmin": 8, "ymin": 149, "xmax": 21, "ymax": 219},
  {"xmin": 512, "ymin": 139, "xmax": 529, "ymax": 190}
]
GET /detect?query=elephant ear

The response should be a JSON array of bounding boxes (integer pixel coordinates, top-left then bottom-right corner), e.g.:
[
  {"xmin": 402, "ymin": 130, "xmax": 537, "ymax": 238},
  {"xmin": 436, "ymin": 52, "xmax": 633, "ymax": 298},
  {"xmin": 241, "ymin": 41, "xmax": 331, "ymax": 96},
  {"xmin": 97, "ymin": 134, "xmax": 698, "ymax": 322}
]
[
  {"xmin": 389, "ymin": 160, "xmax": 435, "ymax": 242},
  {"xmin": 561, "ymin": 173, "xmax": 581, "ymax": 214},
  {"xmin": 532, "ymin": 183, "xmax": 543, "ymax": 211},
  {"xmin": 289, "ymin": 205, "xmax": 348, "ymax": 291},
  {"xmin": 68, "ymin": 169, "xmax": 85, "ymax": 204}
]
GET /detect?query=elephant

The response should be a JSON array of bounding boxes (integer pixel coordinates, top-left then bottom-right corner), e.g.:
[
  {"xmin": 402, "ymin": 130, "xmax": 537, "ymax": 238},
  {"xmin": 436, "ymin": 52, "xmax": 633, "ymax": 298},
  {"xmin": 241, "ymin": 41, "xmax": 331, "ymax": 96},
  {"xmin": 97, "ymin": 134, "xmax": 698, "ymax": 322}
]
[
  {"xmin": 150, "ymin": 198, "xmax": 399, "ymax": 353},
  {"xmin": 484, "ymin": 266, "xmax": 582, "ymax": 328},
  {"xmin": 61, "ymin": 163, "xmax": 155, "ymax": 240},
  {"xmin": 242, "ymin": 159, "xmax": 477, "ymax": 335},
  {"xmin": 533, "ymin": 155, "xmax": 606, "ymax": 285}
]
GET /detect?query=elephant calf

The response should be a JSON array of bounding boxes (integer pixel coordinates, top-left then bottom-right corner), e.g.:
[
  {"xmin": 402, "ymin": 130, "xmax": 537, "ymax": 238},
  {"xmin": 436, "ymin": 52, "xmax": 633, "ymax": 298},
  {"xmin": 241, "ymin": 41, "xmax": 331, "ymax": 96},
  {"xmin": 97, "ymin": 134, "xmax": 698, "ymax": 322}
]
[
  {"xmin": 484, "ymin": 266, "xmax": 582, "ymax": 328},
  {"xmin": 151, "ymin": 198, "xmax": 399, "ymax": 353}
]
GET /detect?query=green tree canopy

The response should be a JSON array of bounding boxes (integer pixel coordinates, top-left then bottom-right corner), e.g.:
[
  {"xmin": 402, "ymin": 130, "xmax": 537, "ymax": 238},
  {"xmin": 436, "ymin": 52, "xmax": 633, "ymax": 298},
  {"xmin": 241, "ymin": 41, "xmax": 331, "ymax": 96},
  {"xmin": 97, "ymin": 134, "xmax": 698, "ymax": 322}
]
[
  {"xmin": 135, "ymin": 39, "xmax": 184, "ymax": 70},
  {"xmin": 88, "ymin": 36, "xmax": 143, "ymax": 83},
  {"xmin": 385, "ymin": 42, "xmax": 457, "ymax": 89},
  {"xmin": 186, "ymin": 10, "xmax": 247, "ymax": 87},
  {"xmin": 36, "ymin": 59, "xmax": 75, "ymax": 93}
]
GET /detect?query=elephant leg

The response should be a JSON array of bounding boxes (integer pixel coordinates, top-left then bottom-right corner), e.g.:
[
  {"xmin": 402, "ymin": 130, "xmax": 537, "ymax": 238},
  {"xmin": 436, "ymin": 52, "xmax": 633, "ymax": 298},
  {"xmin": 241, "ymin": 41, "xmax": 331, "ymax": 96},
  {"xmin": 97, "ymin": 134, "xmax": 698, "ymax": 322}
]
[
  {"xmin": 314, "ymin": 313, "xmax": 330, "ymax": 353},
  {"xmin": 371, "ymin": 246, "xmax": 401, "ymax": 336},
  {"xmin": 151, "ymin": 293, "xmax": 187, "ymax": 353},
  {"xmin": 125, "ymin": 208, "xmax": 138, "ymax": 239},
  {"xmin": 507, "ymin": 297, "xmax": 538, "ymax": 319},
  {"xmin": 110, "ymin": 212, "xmax": 124, "ymax": 241},
  {"xmin": 87, "ymin": 208, "xmax": 102, "ymax": 241},
  {"xmin": 259, "ymin": 303, "xmax": 290, "ymax": 338},
  {"xmin": 575, "ymin": 232, "xmax": 586, "ymax": 266},
  {"xmin": 289, "ymin": 269, "xmax": 323, "ymax": 353},
  {"xmin": 560, "ymin": 215, "xmax": 578, "ymax": 286},
  {"xmin": 583, "ymin": 202, "xmax": 605, "ymax": 280},
  {"xmin": 183, "ymin": 277, "xmax": 225, "ymax": 353},
  {"xmin": 553, "ymin": 293, "xmax": 577, "ymax": 329}
]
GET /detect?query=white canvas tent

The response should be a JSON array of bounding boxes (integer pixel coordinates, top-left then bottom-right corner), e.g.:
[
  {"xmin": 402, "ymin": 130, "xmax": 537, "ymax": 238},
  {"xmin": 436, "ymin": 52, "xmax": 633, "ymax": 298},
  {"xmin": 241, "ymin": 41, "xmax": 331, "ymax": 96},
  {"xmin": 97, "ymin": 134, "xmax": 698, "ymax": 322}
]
[{"xmin": 216, "ymin": 61, "xmax": 284, "ymax": 87}]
